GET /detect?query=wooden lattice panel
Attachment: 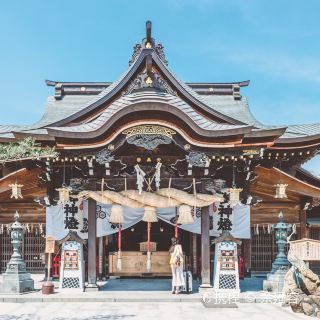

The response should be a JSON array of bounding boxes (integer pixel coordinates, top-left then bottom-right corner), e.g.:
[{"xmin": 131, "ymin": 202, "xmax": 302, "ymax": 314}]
[
  {"xmin": 0, "ymin": 229, "xmax": 45, "ymax": 273},
  {"xmin": 0, "ymin": 232, "xmax": 12, "ymax": 273}
]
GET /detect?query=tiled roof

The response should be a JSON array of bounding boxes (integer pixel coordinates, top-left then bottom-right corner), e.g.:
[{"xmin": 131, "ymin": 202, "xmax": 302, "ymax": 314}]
[
  {"xmin": 281, "ymin": 124, "xmax": 320, "ymax": 138},
  {"xmin": 47, "ymin": 90, "xmax": 251, "ymax": 137}
]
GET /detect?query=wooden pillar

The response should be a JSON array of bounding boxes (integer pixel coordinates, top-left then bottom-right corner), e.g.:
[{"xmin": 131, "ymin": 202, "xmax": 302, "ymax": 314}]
[
  {"xmin": 200, "ymin": 206, "xmax": 211, "ymax": 288},
  {"xmin": 85, "ymin": 198, "xmax": 99, "ymax": 291},
  {"xmin": 243, "ymin": 239, "xmax": 251, "ymax": 275},
  {"xmin": 300, "ymin": 208, "xmax": 308, "ymax": 239},
  {"xmin": 98, "ymin": 236, "xmax": 104, "ymax": 280},
  {"xmin": 192, "ymin": 233, "xmax": 198, "ymax": 276}
]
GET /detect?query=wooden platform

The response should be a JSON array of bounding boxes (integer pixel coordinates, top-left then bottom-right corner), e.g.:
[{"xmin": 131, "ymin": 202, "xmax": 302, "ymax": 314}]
[{"xmin": 109, "ymin": 251, "xmax": 171, "ymax": 276}]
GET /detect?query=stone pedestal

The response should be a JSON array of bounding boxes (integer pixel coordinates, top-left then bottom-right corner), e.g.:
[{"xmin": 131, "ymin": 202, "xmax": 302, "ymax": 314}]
[
  {"xmin": 263, "ymin": 268, "xmax": 288, "ymax": 292},
  {"xmin": 0, "ymin": 272, "xmax": 34, "ymax": 294}
]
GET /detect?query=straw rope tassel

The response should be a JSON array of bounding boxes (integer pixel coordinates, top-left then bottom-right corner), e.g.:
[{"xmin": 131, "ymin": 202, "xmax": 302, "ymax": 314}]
[
  {"xmin": 193, "ymin": 178, "xmax": 197, "ymax": 214},
  {"xmin": 117, "ymin": 224, "xmax": 122, "ymax": 271},
  {"xmin": 146, "ymin": 222, "xmax": 152, "ymax": 272},
  {"xmin": 175, "ymin": 207, "xmax": 178, "ymax": 239},
  {"xmin": 117, "ymin": 178, "xmax": 127, "ymax": 271}
]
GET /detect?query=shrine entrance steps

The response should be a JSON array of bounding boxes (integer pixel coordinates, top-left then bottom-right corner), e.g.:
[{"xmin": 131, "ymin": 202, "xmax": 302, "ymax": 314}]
[
  {"xmin": 0, "ymin": 274, "xmax": 268, "ymax": 303},
  {"xmin": 99, "ymin": 278, "xmax": 200, "ymax": 292}
]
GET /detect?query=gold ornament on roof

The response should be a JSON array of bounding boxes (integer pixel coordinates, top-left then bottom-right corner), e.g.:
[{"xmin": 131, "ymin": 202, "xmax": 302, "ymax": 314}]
[
  {"xmin": 9, "ymin": 183, "xmax": 23, "ymax": 199},
  {"xmin": 243, "ymin": 149, "xmax": 260, "ymax": 156},
  {"xmin": 145, "ymin": 42, "xmax": 152, "ymax": 48},
  {"xmin": 123, "ymin": 125, "xmax": 176, "ymax": 139},
  {"xmin": 145, "ymin": 76, "xmax": 153, "ymax": 86}
]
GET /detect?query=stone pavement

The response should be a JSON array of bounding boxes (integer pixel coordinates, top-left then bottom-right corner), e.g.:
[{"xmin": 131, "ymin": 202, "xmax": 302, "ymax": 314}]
[
  {"xmin": 0, "ymin": 273, "xmax": 275, "ymax": 303},
  {"xmin": 0, "ymin": 302, "xmax": 307, "ymax": 320}
]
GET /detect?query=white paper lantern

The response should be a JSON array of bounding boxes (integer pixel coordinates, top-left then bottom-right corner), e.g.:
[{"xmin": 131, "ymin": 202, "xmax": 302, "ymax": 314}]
[
  {"xmin": 55, "ymin": 187, "xmax": 70, "ymax": 203},
  {"xmin": 228, "ymin": 187, "xmax": 243, "ymax": 206},
  {"xmin": 275, "ymin": 183, "xmax": 288, "ymax": 199},
  {"xmin": 9, "ymin": 183, "xmax": 23, "ymax": 199}
]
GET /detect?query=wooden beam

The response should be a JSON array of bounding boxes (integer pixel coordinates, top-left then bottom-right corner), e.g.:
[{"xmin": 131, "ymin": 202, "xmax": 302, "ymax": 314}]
[{"xmin": 243, "ymin": 239, "xmax": 251, "ymax": 273}]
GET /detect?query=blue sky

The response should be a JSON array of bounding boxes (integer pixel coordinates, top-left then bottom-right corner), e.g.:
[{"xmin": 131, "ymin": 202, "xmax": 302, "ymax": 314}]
[{"xmin": 0, "ymin": 0, "xmax": 319, "ymax": 175}]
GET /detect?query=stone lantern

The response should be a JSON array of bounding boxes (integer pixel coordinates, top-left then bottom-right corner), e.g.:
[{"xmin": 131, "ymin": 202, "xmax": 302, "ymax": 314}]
[
  {"xmin": 271, "ymin": 211, "xmax": 291, "ymax": 273},
  {"xmin": 263, "ymin": 211, "xmax": 292, "ymax": 292},
  {"xmin": 0, "ymin": 212, "xmax": 34, "ymax": 294}
]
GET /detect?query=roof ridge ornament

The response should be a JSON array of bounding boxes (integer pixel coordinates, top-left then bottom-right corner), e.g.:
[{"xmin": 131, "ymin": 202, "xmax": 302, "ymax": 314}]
[
  {"xmin": 122, "ymin": 69, "xmax": 177, "ymax": 96},
  {"xmin": 129, "ymin": 21, "xmax": 168, "ymax": 66},
  {"xmin": 145, "ymin": 20, "xmax": 152, "ymax": 48}
]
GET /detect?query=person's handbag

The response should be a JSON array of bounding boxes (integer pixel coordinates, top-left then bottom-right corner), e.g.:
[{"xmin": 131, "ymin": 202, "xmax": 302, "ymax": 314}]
[{"xmin": 175, "ymin": 255, "xmax": 181, "ymax": 266}]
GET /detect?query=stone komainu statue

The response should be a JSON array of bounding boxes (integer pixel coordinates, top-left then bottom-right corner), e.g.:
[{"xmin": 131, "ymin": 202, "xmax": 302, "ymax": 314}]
[{"xmin": 284, "ymin": 241, "xmax": 320, "ymax": 317}]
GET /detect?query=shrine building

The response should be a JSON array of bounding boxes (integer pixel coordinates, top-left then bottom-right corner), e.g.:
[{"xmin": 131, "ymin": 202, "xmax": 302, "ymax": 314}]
[{"xmin": 0, "ymin": 21, "xmax": 320, "ymax": 286}]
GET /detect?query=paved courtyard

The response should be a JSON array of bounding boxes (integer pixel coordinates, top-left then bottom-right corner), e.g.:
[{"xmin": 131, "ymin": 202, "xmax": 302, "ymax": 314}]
[{"xmin": 0, "ymin": 302, "xmax": 308, "ymax": 320}]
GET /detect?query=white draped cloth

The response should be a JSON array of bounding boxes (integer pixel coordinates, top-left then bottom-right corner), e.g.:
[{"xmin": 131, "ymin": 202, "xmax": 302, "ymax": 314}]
[{"xmin": 46, "ymin": 201, "xmax": 250, "ymax": 240}]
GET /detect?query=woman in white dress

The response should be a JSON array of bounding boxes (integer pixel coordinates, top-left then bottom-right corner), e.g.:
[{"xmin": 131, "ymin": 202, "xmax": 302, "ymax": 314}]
[{"xmin": 169, "ymin": 237, "xmax": 185, "ymax": 294}]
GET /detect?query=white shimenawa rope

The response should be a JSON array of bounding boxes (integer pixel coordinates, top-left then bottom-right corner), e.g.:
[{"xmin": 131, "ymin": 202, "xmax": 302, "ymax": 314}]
[
  {"xmin": 155, "ymin": 162, "xmax": 162, "ymax": 190},
  {"xmin": 292, "ymin": 224, "xmax": 296, "ymax": 234},
  {"xmin": 193, "ymin": 178, "xmax": 197, "ymax": 214}
]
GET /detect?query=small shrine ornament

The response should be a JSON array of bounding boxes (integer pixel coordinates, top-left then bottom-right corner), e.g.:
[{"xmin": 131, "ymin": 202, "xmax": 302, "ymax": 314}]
[
  {"xmin": 56, "ymin": 186, "xmax": 71, "ymax": 203},
  {"xmin": 274, "ymin": 183, "xmax": 288, "ymax": 199},
  {"xmin": 9, "ymin": 182, "xmax": 24, "ymax": 199},
  {"xmin": 228, "ymin": 187, "xmax": 243, "ymax": 206}
]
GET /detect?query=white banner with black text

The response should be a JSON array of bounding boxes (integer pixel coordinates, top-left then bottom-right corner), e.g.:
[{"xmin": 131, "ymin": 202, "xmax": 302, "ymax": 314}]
[{"xmin": 46, "ymin": 201, "xmax": 250, "ymax": 240}]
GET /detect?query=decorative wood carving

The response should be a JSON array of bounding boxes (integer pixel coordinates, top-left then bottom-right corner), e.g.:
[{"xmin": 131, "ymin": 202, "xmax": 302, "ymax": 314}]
[
  {"xmin": 95, "ymin": 148, "xmax": 114, "ymax": 164},
  {"xmin": 123, "ymin": 70, "xmax": 176, "ymax": 96},
  {"xmin": 186, "ymin": 152, "xmax": 210, "ymax": 167},
  {"xmin": 122, "ymin": 125, "xmax": 175, "ymax": 150}
]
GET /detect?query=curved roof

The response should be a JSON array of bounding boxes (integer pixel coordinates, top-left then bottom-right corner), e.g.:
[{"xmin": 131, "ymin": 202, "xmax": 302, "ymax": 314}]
[
  {"xmin": 47, "ymin": 90, "xmax": 252, "ymax": 139},
  {"xmin": 0, "ymin": 22, "xmax": 318, "ymax": 150}
]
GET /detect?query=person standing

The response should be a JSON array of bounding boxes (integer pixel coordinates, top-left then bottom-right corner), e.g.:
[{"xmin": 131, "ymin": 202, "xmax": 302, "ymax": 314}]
[{"xmin": 169, "ymin": 237, "xmax": 185, "ymax": 294}]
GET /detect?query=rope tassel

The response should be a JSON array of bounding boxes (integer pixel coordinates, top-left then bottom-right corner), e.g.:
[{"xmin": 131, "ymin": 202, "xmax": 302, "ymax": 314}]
[
  {"xmin": 177, "ymin": 205, "xmax": 194, "ymax": 224},
  {"xmin": 117, "ymin": 224, "xmax": 122, "ymax": 271},
  {"xmin": 146, "ymin": 222, "xmax": 152, "ymax": 272},
  {"xmin": 142, "ymin": 208, "xmax": 156, "ymax": 272}
]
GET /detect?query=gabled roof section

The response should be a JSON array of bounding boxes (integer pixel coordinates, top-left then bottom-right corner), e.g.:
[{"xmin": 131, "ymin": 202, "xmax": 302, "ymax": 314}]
[
  {"xmin": 45, "ymin": 21, "xmax": 249, "ymax": 127},
  {"xmin": 0, "ymin": 21, "xmax": 319, "ymax": 150}
]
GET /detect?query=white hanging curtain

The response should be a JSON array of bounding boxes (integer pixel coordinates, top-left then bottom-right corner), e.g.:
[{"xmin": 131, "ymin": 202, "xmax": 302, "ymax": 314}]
[{"xmin": 46, "ymin": 202, "xmax": 251, "ymax": 240}]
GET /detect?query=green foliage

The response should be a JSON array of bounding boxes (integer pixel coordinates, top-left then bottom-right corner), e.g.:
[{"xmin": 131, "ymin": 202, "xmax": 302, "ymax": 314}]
[{"xmin": 0, "ymin": 137, "xmax": 59, "ymax": 163}]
